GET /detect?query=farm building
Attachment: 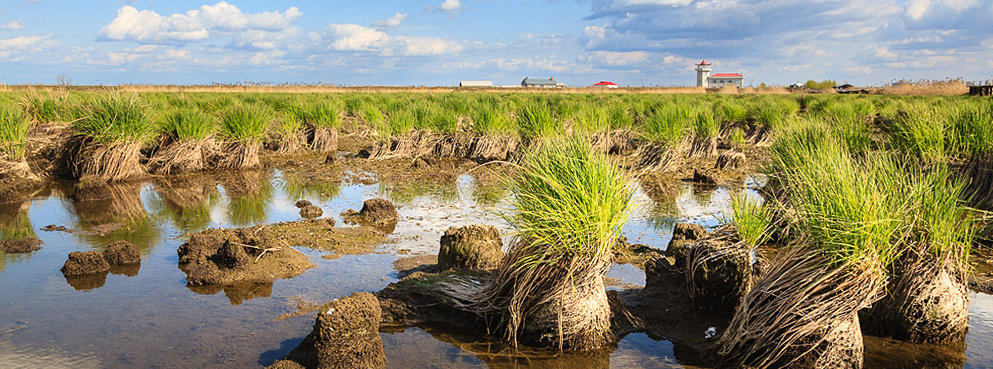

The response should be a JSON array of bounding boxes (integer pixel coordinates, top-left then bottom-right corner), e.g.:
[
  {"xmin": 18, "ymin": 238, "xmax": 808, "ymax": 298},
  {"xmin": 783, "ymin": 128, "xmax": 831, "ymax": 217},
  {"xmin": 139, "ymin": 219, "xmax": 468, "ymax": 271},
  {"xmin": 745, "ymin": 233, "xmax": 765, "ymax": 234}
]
[
  {"xmin": 459, "ymin": 80, "xmax": 493, "ymax": 87},
  {"xmin": 695, "ymin": 60, "xmax": 744, "ymax": 88},
  {"xmin": 592, "ymin": 81, "xmax": 618, "ymax": 88},
  {"xmin": 522, "ymin": 77, "xmax": 564, "ymax": 88}
]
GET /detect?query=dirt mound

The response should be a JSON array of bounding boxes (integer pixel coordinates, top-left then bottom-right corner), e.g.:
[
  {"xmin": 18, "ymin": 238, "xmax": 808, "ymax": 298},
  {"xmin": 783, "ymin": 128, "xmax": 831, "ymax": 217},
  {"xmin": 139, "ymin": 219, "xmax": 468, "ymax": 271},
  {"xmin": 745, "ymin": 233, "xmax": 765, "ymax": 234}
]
[
  {"xmin": 61, "ymin": 251, "xmax": 111, "ymax": 275},
  {"xmin": 300, "ymin": 205, "xmax": 323, "ymax": 219},
  {"xmin": 267, "ymin": 292, "xmax": 387, "ymax": 369},
  {"xmin": 670, "ymin": 223, "xmax": 708, "ymax": 245},
  {"xmin": 104, "ymin": 240, "xmax": 140, "ymax": 265},
  {"xmin": 295, "ymin": 200, "xmax": 312, "ymax": 208},
  {"xmin": 0, "ymin": 238, "xmax": 42, "ymax": 253},
  {"xmin": 437, "ymin": 224, "xmax": 503, "ymax": 272},
  {"xmin": 343, "ymin": 198, "xmax": 398, "ymax": 226},
  {"xmin": 178, "ymin": 225, "xmax": 314, "ymax": 286},
  {"xmin": 657, "ymin": 239, "xmax": 752, "ymax": 316},
  {"xmin": 715, "ymin": 151, "xmax": 746, "ymax": 170}
]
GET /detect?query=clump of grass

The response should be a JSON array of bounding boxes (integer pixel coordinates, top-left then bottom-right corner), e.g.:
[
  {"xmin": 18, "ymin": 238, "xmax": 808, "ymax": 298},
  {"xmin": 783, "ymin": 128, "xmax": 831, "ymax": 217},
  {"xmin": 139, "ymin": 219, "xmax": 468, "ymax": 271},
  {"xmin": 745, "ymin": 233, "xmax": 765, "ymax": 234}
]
[
  {"xmin": 727, "ymin": 191, "xmax": 771, "ymax": 250},
  {"xmin": 688, "ymin": 109, "xmax": 719, "ymax": 158},
  {"xmin": 728, "ymin": 128, "xmax": 746, "ymax": 152},
  {"xmin": 218, "ymin": 104, "xmax": 271, "ymax": 169},
  {"xmin": 636, "ymin": 104, "xmax": 690, "ymax": 171},
  {"xmin": 0, "ymin": 104, "xmax": 30, "ymax": 161},
  {"xmin": 149, "ymin": 107, "xmax": 217, "ymax": 175},
  {"xmin": 294, "ymin": 100, "xmax": 342, "ymax": 153},
  {"xmin": 69, "ymin": 92, "xmax": 154, "ymax": 181},
  {"xmin": 472, "ymin": 136, "xmax": 634, "ymax": 350},
  {"xmin": 517, "ymin": 101, "xmax": 560, "ymax": 140}
]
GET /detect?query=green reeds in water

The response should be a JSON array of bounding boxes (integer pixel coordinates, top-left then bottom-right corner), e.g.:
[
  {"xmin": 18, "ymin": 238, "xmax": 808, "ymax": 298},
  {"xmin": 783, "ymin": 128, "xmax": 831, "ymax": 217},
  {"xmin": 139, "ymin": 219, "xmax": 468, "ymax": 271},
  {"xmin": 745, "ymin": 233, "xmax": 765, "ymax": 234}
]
[
  {"xmin": 473, "ymin": 137, "xmax": 634, "ymax": 350},
  {"xmin": 727, "ymin": 191, "xmax": 771, "ymax": 250},
  {"xmin": 0, "ymin": 104, "xmax": 30, "ymax": 161}
]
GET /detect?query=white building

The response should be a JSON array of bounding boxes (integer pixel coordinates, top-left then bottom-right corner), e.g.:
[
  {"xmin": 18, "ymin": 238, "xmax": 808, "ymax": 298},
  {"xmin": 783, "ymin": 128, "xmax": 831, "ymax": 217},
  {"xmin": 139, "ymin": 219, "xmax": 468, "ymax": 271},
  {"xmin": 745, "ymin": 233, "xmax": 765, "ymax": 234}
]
[
  {"xmin": 695, "ymin": 60, "xmax": 744, "ymax": 88},
  {"xmin": 459, "ymin": 80, "xmax": 493, "ymax": 87}
]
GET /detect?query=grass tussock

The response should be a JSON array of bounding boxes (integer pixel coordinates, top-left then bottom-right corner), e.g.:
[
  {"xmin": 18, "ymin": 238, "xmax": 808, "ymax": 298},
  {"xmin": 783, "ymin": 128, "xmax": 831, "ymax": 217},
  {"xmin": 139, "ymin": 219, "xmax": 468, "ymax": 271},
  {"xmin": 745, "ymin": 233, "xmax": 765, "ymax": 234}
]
[
  {"xmin": 218, "ymin": 105, "xmax": 270, "ymax": 169},
  {"xmin": 472, "ymin": 137, "xmax": 634, "ymax": 350},
  {"xmin": 69, "ymin": 92, "xmax": 154, "ymax": 181},
  {"xmin": 0, "ymin": 104, "xmax": 30, "ymax": 161},
  {"xmin": 149, "ymin": 107, "xmax": 218, "ymax": 175}
]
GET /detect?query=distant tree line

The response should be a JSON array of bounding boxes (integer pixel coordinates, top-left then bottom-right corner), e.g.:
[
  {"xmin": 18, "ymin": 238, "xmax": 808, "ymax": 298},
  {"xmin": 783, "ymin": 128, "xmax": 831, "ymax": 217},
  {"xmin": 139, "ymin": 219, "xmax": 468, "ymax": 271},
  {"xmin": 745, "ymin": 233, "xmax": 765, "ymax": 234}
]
[{"xmin": 804, "ymin": 79, "xmax": 837, "ymax": 89}]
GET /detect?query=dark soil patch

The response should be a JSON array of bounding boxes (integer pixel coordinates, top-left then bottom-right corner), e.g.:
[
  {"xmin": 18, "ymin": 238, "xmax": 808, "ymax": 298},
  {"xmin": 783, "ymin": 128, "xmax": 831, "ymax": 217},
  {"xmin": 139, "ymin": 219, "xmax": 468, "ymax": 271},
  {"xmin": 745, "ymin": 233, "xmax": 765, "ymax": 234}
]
[
  {"xmin": 104, "ymin": 240, "xmax": 140, "ymax": 265},
  {"xmin": 436, "ymin": 224, "xmax": 502, "ymax": 272},
  {"xmin": 61, "ymin": 251, "xmax": 110, "ymax": 275},
  {"xmin": 392, "ymin": 254, "xmax": 437, "ymax": 279},
  {"xmin": 0, "ymin": 238, "xmax": 42, "ymax": 253}
]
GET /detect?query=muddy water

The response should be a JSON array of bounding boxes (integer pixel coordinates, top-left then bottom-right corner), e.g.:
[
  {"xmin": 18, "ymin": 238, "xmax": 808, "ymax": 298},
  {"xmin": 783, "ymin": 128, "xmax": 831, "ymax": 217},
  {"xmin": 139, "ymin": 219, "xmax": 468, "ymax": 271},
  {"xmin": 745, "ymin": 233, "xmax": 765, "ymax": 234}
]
[{"xmin": 0, "ymin": 168, "xmax": 990, "ymax": 368}]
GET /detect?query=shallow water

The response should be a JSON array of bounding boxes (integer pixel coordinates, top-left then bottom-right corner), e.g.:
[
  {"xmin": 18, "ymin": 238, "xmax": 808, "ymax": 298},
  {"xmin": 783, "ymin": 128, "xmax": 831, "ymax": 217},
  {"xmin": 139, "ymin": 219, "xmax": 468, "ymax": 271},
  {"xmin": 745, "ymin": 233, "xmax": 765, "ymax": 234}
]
[{"xmin": 0, "ymin": 168, "xmax": 989, "ymax": 368}]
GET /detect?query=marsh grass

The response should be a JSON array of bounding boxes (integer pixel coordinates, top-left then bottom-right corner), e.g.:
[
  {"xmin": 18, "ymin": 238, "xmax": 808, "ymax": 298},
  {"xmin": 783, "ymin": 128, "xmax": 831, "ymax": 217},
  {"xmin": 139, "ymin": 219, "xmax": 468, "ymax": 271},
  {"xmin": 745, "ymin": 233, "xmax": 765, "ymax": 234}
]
[
  {"xmin": 727, "ymin": 191, "xmax": 771, "ymax": 250},
  {"xmin": 473, "ymin": 136, "xmax": 635, "ymax": 350},
  {"xmin": 0, "ymin": 104, "xmax": 30, "ymax": 161}
]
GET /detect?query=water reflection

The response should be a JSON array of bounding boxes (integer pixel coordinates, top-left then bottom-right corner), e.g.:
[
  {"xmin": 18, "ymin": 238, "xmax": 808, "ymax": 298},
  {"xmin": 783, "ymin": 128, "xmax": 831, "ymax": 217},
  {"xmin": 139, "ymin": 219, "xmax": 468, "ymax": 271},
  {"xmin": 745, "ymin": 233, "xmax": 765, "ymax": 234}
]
[
  {"xmin": 67, "ymin": 182, "xmax": 161, "ymax": 253},
  {"xmin": 63, "ymin": 271, "xmax": 109, "ymax": 291},
  {"xmin": 151, "ymin": 176, "xmax": 220, "ymax": 232},
  {"xmin": 188, "ymin": 281, "xmax": 274, "ymax": 306},
  {"xmin": 282, "ymin": 171, "xmax": 342, "ymax": 202},
  {"xmin": 0, "ymin": 201, "xmax": 37, "ymax": 271},
  {"xmin": 222, "ymin": 170, "xmax": 274, "ymax": 226},
  {"xmin": 381, "ymin": 326, "xmax": 697, "ymax": 369}
]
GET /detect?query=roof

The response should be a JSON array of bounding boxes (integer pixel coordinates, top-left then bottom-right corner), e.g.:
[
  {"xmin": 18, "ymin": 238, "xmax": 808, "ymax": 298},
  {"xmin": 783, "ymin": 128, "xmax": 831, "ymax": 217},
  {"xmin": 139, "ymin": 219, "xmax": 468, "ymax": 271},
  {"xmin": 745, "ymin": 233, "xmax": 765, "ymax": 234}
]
[
  {"xmin": 523, "ymin": 78, "xmax": 556, "ymax": 85},
  {"xmin": 697, "ymin": 60, "xmax": 711, "ymax": 65},
  {"xmin": 593, "ymin": 81, "xmax": 617, "ymax": 86},
  {"xmin": 709, "ymin": 73, "xmax": 743, "ymax": 78}
]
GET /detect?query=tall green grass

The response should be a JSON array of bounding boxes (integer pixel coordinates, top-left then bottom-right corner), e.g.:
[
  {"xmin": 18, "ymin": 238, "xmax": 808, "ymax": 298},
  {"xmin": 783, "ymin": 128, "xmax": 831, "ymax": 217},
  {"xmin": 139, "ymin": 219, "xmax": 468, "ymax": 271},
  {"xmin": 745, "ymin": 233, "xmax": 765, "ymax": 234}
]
[
  {"xmin": 508, "ymin": 136, "xmax": 635, "ymax": 260},
  {"xmin": 221, "ymin": 105, "xmax": 271, "ymax": 142},
  {"xmin": 728, "ymin": 191, "xmax": 771, "ymax": 250},
  {"xmin": 74, "ymin": 92, "xmax": 155, "ymax": 144},
  {"xmin": 0, "ymin": 104, "xmax": 30, "ymax": 160},
  {"xmin": 517, "ymin": 101, "xmax": 560, "ymax": 139},
  {"xmin": 161, "ymin": 107, "xmax": 216, "ymax": 142}
]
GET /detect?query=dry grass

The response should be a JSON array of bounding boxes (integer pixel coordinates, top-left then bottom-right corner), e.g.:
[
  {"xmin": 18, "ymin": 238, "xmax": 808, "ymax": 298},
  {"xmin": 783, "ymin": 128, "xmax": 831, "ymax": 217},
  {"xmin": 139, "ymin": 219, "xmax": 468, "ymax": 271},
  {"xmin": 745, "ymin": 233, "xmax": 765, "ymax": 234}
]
[{"xmin": 886, "ymin": 79, "xmax": 968, "ymax": 95}]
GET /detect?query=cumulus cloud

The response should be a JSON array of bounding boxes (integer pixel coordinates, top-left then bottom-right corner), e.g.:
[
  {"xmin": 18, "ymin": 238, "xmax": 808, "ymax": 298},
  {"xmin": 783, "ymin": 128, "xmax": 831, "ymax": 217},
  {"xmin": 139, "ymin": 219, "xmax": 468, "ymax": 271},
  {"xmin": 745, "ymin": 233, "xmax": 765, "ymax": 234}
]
[
  {"xmin": 313, "ymin": 23, "xmax": 463, "ymax": 56},
  {"xmin": 98, "ymin": 2, "xmax": 302, "ymax": 44},
  {"xmin": 373, "ymin": 13, "xmax": 408, "ymax": 30},
  {"xmin": 0, "ymin": 21, "xmax": 25, "ymax": 31},
  {"xmin": 431, "ymin": 0, "xmax": 463, "ymax": 15},
  {"xmin": 579, "ymin": 50, "xmax": 650, "ymax": 66},
  {"xmin": 0, "ymin": 34, "xmax": 59, "ymax": 50}
]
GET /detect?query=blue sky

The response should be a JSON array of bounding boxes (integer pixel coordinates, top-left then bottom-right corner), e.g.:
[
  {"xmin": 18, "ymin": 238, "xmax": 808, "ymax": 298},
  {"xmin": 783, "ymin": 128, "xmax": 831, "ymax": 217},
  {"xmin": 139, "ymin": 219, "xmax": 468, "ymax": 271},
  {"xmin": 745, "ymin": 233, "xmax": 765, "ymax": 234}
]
[{"xmin": 0, "ymin": 0, "xmax": 990, "ymax": 86}]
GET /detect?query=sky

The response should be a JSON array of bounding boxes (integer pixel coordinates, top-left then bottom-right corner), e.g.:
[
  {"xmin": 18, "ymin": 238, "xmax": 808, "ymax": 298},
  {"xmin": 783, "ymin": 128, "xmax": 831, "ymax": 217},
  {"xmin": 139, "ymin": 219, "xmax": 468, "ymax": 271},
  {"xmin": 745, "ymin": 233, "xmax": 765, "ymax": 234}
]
[{"xmin": 0, "ymin": 0, "xmax": 990, "ymax": 87}]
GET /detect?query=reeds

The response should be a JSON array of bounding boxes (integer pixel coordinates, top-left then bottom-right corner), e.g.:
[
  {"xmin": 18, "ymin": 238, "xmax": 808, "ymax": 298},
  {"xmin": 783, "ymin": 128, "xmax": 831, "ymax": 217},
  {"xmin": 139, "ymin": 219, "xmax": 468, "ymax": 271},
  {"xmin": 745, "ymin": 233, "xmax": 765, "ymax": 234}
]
[
  {"xmin": 149, "ymin": 107, "xmax": 217, "ymax": 175},
  {"xmin": 70, "ymin": 92, "xmax": 154, "ymax": 181},
  {"xmin": 219, "ymin": 104, "xmax": 270, "ymax": 169},
  {"xmin": 0, "ymin": 103, "xmax": 30, "ymax": 161},
  {"xmin": 472, "ymin": 136, "xmax": 634, "ymax": 350}
]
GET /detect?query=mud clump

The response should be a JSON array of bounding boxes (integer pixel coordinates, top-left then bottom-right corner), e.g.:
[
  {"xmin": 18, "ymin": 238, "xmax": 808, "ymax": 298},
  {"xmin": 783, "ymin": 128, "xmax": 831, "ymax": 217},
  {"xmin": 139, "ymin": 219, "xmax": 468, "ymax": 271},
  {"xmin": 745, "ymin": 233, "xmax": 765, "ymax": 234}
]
[
  {"xmin": 437, "ymin": 225, "xmax": 503, "ymax": 272},
  {"xmin": 300, "ymin": 205, "xmax": 323, "ymax": 219},
  {"xmin": 104, "ymin": 240, "xmax": 140, "ymax": 265},
  {"xmin": 178, "ymin": 224, "xmax": 315, "ymax": 286},
  {"xmin": 343, "ymin": 198, "xmax": 398, "ymax": 226},
  {"xmin": 0, "ymin": 238, "xmax": 42, "ymax": 253},
  {"xmin": 267, "ymin": 292, "xmax": 387, "ymax": 369},
  {"xmin": 692, "ymin": 169, "xmax": 719, "ymax": 185},
  {"xmin": 61, "ymin": 251, "xmax": 111, "ymax": 275},
  {"xmin": 670, "ymin": 223, "xmax": 708, "ymax": 245},
  {"xmin": 295, "ymin": 200, "xmax": 312, "ymax": 208}
]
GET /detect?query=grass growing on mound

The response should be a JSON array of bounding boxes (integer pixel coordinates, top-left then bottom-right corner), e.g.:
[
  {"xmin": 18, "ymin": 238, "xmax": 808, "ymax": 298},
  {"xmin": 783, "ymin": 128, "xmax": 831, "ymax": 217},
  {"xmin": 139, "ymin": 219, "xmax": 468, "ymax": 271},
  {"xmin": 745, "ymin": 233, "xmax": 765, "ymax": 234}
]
[
  {"xmin": 221, "ymin": 105, "xmax": 271, "ymax": 142},
  {"xmin": 0, "ymin": 104, "xmax": 30, "ymax": 160},
  {"xmin": 641, "ymin": 105, "xmax": 688, "ymax": 145},
  {"xmin": 508, "ymin": 137, "xmax": 635, "ymax": 259},
  {"xmin": 74, "ymin": 92, "xmax": 156, "ymax": 145},
  {"xmin": 473, "ymin": 136, "xmax": 635, "ymax": 349},
  {"xmin": 295, "ymin": 100, "xmax": 343, "ymax": 129},
  {"xmin": 728, "ymin": 192, "xmax": 771, "ymax": 250},
  {"xmin": 162, "ymin": 107, "xmax": 216, "ymax": 142},
  {"xmin": 472, "ymin": 104, "xmax": 515, "ymax": 136}
]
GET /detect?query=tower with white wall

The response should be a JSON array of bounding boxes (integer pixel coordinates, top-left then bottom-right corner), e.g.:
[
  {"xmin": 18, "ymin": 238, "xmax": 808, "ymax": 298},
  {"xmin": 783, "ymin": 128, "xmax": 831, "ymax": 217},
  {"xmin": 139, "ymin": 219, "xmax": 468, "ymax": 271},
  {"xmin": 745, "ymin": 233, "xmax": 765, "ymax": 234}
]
[{"xmin": 696, "ymin": 60, "xmax": 712, "ymax": 87}]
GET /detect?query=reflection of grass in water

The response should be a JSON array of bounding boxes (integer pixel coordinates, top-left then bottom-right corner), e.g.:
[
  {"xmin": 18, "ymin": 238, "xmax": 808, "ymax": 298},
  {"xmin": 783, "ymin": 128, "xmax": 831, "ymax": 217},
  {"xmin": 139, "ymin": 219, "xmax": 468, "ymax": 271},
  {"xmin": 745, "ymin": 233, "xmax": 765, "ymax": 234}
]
[
  {"xmin": 80, "ymin": 216, "xmax": 161, "ymax": 254},
  {"xmin": 0, "ymin": 252, "xmax": 31, "ymax": 272},
  {"xmin": 151, "ymin": 177, "xmax": 221, "ymax": 231},
  {"xmin": 283, "ymin": 175, "xmax": 341, "ymax": 202},
  {"xmin": 377, "ymin": 179, "xmax": 458, "ymax": 206},
  {"xmin": 0, "ymin": 205, "xmax": 35, "ymax": 241},
  {"xmin": 227, "ymin": 185, "xmax": 274, "ymax": 227},
  {"xmin": 472, "ymin": 182, "xmax": 507, "ymax": 207}
]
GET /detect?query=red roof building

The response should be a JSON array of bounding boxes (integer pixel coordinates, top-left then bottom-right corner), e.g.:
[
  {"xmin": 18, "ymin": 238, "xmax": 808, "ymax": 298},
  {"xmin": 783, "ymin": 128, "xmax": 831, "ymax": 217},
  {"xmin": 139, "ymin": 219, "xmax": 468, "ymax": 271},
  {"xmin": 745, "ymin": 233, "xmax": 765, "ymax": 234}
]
[
  {"xmin": 710, "ymin": 73, "xmax": 743, "ymax": 78},
  {"xmin": 593, "ymin": 81, "xmax": 618, "ymax": 88}
]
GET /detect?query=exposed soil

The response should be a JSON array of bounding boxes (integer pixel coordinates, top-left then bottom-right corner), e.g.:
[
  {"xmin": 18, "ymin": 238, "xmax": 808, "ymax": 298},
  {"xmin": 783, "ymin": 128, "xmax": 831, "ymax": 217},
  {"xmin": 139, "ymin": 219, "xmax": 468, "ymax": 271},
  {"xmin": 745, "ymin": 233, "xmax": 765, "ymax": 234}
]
[
  {"xmin": 268, "ymin": 292, "xmax": 387, "ymax": 369},
  {"xmin": 0, "ymin": 238, "xmax": 42, "ymax": 253},
  {"xmin": 178, "ymin": 225, "xmax": 316, "ymax": 286},
  {"xmin": 391, "ymin": 254, "xmax": 438, "ymax": 280},
  {"xmin": 61, "ymin": 251, "xmax": 110, "ymax": 275},
  {"xmin": 436, "ymin": 224, "xmax": 503, "ymax": 272},
  {"xmin": 104, "ymin": 240, "xmax": 140, "ymax": 265}
]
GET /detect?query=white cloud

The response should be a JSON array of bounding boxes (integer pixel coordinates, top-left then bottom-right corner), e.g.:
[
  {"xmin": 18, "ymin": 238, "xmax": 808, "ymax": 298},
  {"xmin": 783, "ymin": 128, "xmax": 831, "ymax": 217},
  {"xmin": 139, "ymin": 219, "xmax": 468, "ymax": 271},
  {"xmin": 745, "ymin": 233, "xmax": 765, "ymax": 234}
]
[
  {"xmin": 314, "ymin": 23, "xmax": 462, "ymax": 56},
  {"xmin": 98, "ymin": 2, "xmax": 302, "ymax": 44},
  {"xmin": 580, "ymin": 50, "xmax": 650, "ymax": 66},
  {"xmin": 440, "ymin": 0, "xmax": 462, "ymax": 12},
  {"xmin": 319, "ymin": 24, "xmax": 390, "ymax": 52},
  {"xmin": 0, "ymin": 34, "xmax": 59, "ymax": 50},
  {"xmin": 373, "ymin": 13, "xmax": 408, "ymax": 30},
  {"xmin": 0, "ymin": 21, "xmax": 25, "ymax": 31},
  {"xmin": 158, "ymin": 49, "xmax": 191, "ymax": 60}
]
